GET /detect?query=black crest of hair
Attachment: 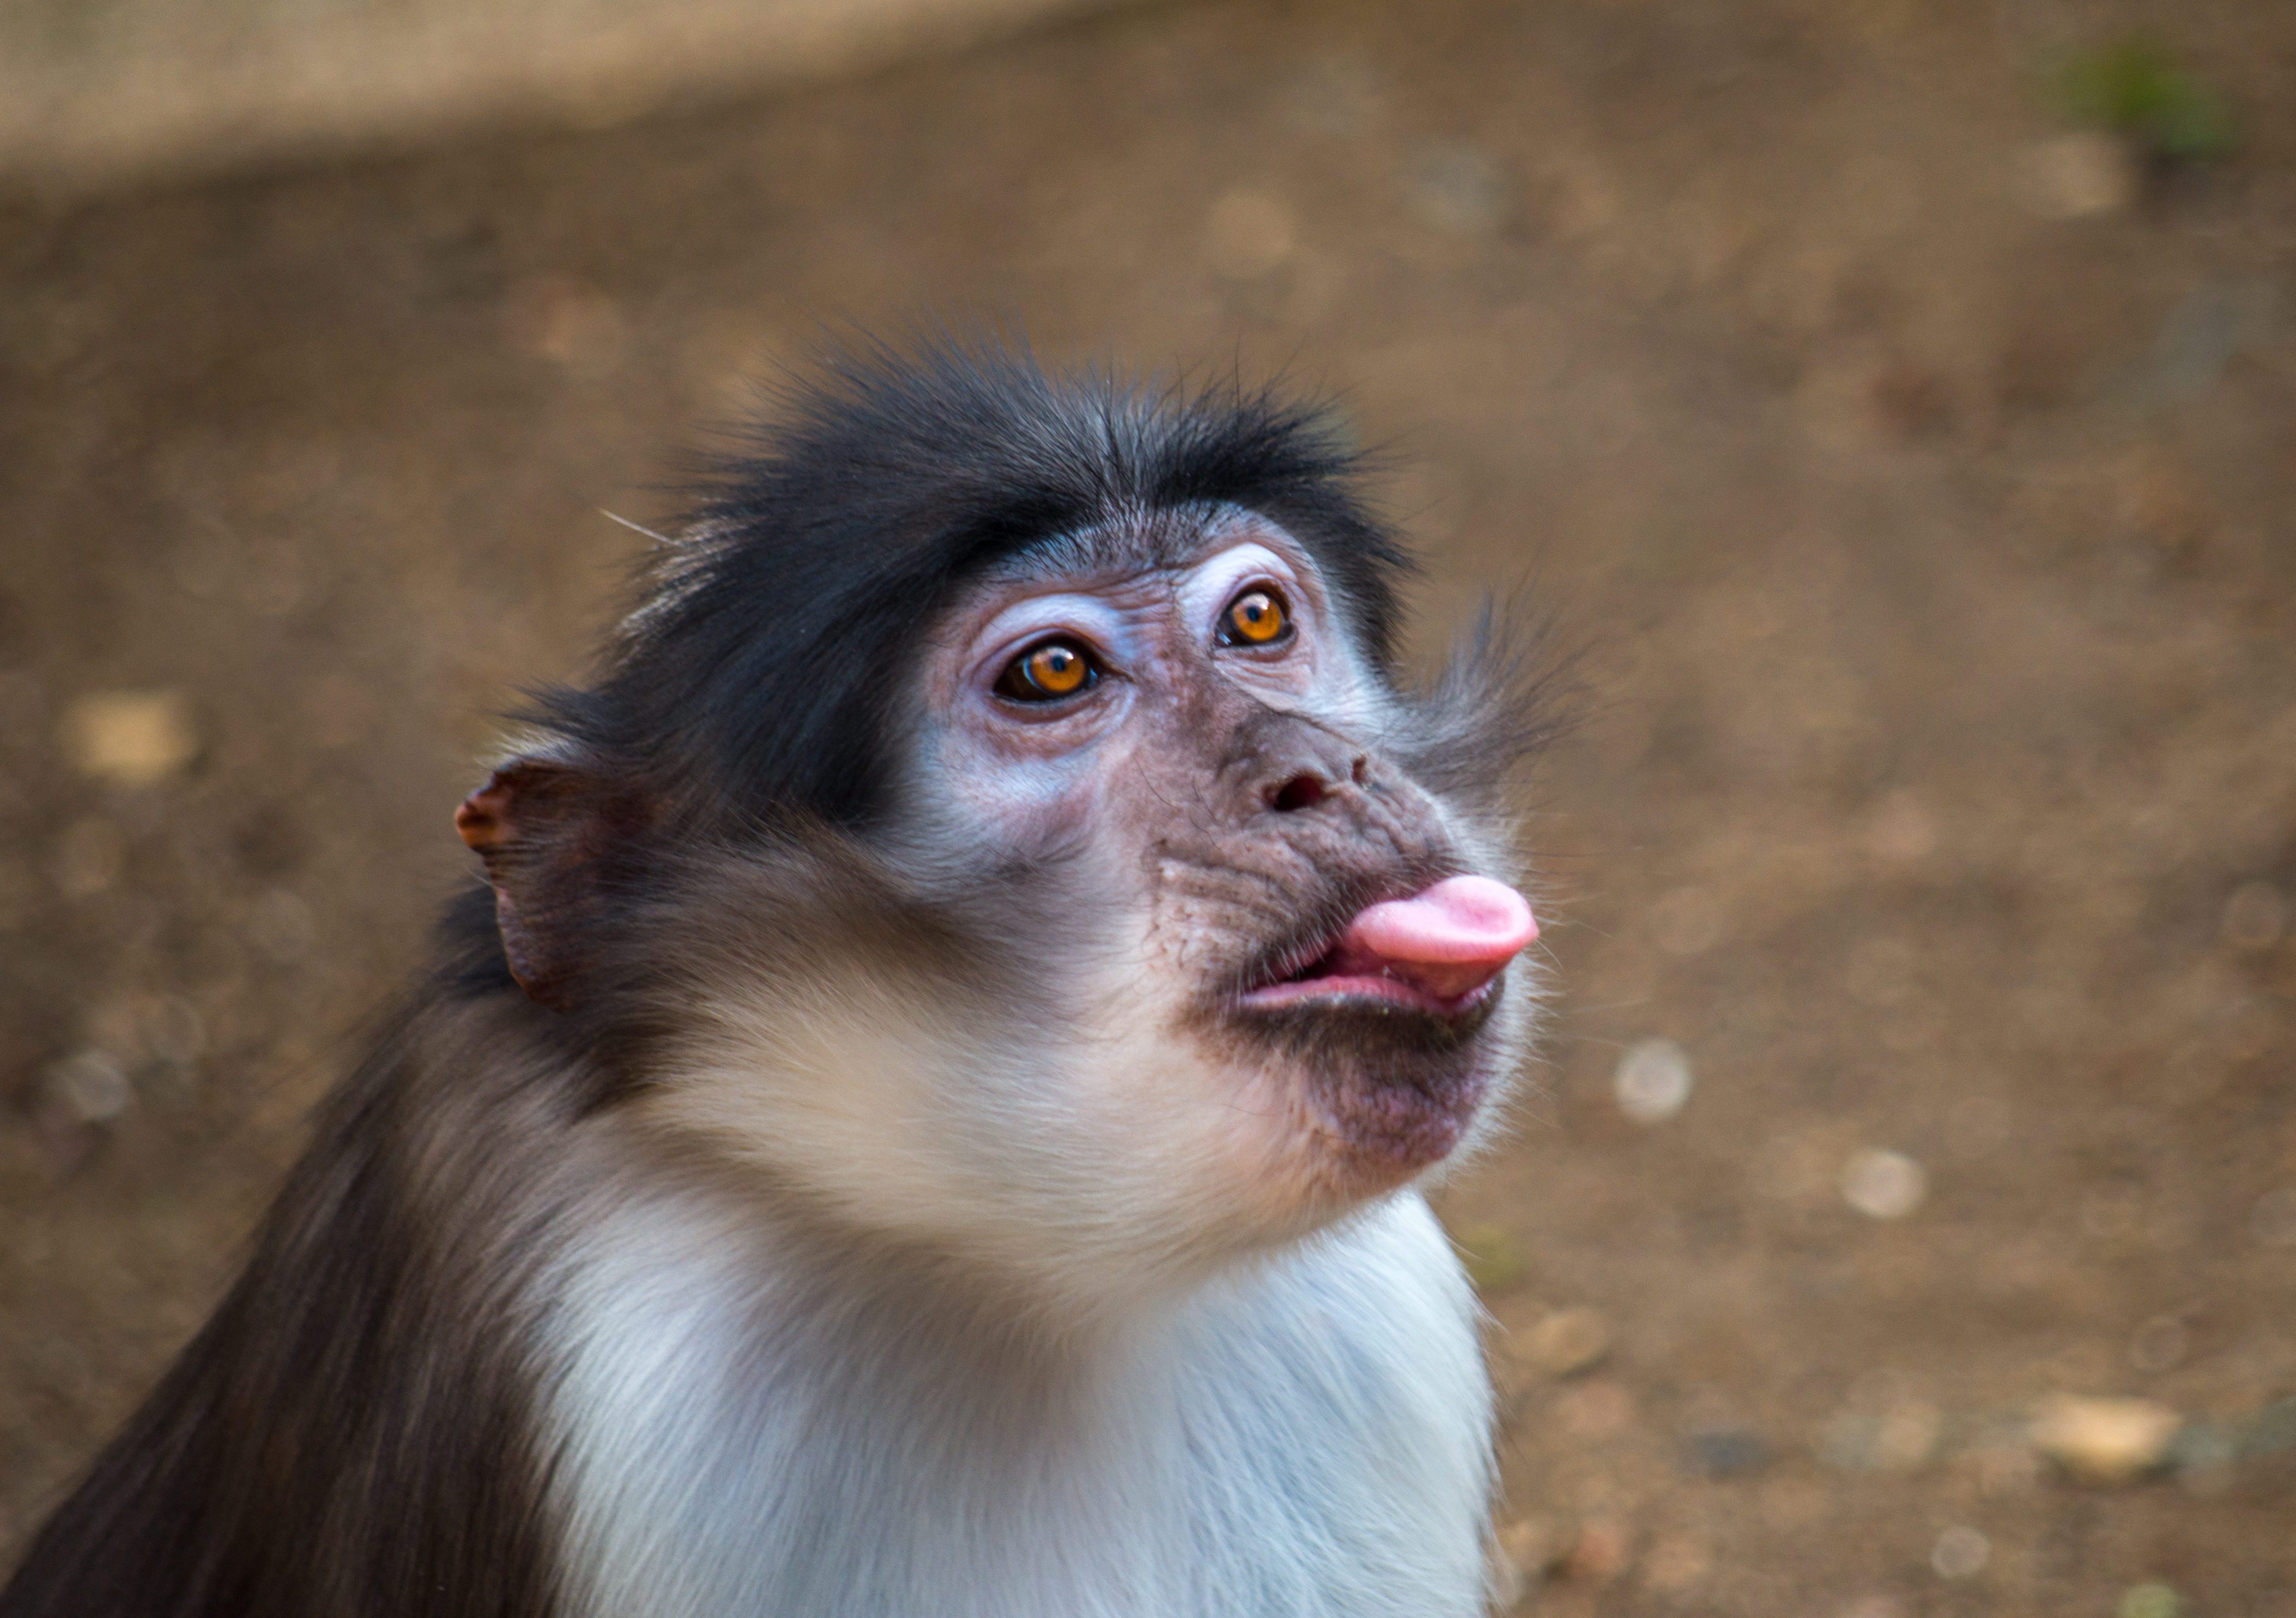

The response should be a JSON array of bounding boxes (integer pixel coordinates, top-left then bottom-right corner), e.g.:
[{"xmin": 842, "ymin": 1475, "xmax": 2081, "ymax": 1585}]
[{"xmin": 535, "ymin": 338, "xmax": 1413, "ymax": 827}]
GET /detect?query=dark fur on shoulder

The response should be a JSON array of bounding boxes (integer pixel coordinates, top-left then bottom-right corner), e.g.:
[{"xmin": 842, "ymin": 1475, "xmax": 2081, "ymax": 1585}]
[{"xmin": 0, "ymin": 1003, "xmax": 570, "ymax": 1618}]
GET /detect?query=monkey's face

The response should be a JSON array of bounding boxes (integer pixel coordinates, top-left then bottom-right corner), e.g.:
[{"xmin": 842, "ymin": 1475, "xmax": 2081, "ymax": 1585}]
[
  {"xmin": 887, "ymin": 511, "xmax": 1540, "ymax": 1264},
  {"xmin": 463, "ymin": 363, "xmax": 1556, "ymax": 1300}
]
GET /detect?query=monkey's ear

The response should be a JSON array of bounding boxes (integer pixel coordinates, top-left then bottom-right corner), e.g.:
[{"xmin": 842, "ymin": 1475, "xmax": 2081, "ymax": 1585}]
[{"xmin": 455, "ymin": 756, "xmax": 647, "ymax": 1011}]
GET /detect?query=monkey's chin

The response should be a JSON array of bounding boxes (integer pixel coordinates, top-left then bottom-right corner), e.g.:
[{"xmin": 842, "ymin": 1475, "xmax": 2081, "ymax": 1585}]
[
  {"xmin": 1223, "ymin": 983, "xmax": 1504, "ymax": 1187},
  {"xmin": 1307, "ymin": 1057, "xmax": 1493, "ymax": 1181}
]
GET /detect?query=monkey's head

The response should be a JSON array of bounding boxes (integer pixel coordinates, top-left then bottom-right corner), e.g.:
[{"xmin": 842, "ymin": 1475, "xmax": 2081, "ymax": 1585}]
[{"xmin": 455, "ymin": 345, "xmax": 1564, "ymax": 1304}]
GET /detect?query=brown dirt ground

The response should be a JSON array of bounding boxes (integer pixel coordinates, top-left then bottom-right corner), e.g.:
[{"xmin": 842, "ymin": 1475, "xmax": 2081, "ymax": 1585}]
[{"xmin": 3, "ymin": 1, "xmax": 2294, "ymax": 1612}]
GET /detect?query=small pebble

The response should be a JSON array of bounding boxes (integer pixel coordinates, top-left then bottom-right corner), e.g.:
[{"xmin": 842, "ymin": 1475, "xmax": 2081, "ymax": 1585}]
[
  {"xmin": 1519, "ymin": 1306, "xmax": 1612, "ymax": 1378},
  {"xmin": 1840, "ymin": 1597, "xmax": 1906, "ymax": 1618},
  {"xmin": 502, "ymin": 277, "xmax": 623, "ymax": 372},
  {"xmin": 63, "ymin": 689, "xmax": 198, "ymax": 786},
  {"xmin": 2030, "ymin": 1394, "xmax": 2182, "ymax": 1484},
  {"xmin": 1874, "ymin": 1400, "xmax": 1943, "ymax": 1469},
  {"xmin": 2166, "ymin": 1421, "xmax": 2238, "ymax": 1487},
  {"xmin": 2019, "ymin": 132, "xmax": 2136, "ymax": 220},
  {"xmin": 1495, "ymin": 1516, "xmax": 1565, "ymax": 1579},
  {"xmin": 1614, "ymin": 1039, "xmax": 1693, "ymax": 1124},
  {"xmin": 2241, "ymin": 1396, "xmax": 2296, "ymax": 1458},
  {"xmin": 1818, "ymin": 1411, "xmax": 1881, "ymax": 1472},
  {"xmin": 1408, "ymin": 143, "xmax": 1508, "ymax": 236},
  {"xmin": 1818, "ymin": 1403, "xmax": 1936, "ymax": 1474},
  {"xmin": 1563, "ymin": 1517, "xmax": 1632, "ymax": 1584},
  {"xmin": 1840, "ymin": 1148, "xmax": 1927, "ymax": 1219},
  {"xmin": 1204, "ymin": 190, "xmax": 1298, "ymax": 280},
  {"xmin": 2142, "ymin": 280, "xmax": 2276, "ymax": 407},
  {"xmin": 2118, "ymin": 1583, "xmax": 2181, "ymax": 1618},
  {"xmin": 249, "ymin": 888, "xmax": 316, "ymax": 963},
  {"xmin": 43, "ymin": 1050, "xmax": 132, "ymax": 1125},
  {"xmin": 1930, "ymin": 1525, "xmax": 1990, "ymax": 1579},
  {"xmin": 1553, "ymin": 1378, "xmax": 1636, "ymax": 1440},
  {"xmin": 1682, "ymin": 1425, "xmax": 1772, "ymax": 1478}
]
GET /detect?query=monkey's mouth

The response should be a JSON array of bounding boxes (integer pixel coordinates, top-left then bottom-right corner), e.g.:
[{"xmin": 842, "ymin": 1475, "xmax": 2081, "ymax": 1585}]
[
  {"xmin": 1237, "ymin": 875, "xmax": 1536, "ymax": 1021},
  {"xmin": 1210, "ymin": 875, "xmax": 1537, "ymax": 1181}
]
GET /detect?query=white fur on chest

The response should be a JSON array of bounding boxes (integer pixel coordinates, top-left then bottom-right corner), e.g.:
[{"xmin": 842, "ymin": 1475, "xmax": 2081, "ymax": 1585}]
[{"xmin": 541, "ymin": 1193, "xmax": 1494, "ymax": 1618}]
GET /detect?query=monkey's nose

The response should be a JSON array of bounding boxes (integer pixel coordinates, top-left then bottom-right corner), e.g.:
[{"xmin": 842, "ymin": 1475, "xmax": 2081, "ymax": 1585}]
[
  {"xmin": 1267, "ymin": 773, "xmax": 1326, "ymax": 813},
  {"xmin": 1263, "ymin": 754, "xmax": 1368, "ymax": 813}
]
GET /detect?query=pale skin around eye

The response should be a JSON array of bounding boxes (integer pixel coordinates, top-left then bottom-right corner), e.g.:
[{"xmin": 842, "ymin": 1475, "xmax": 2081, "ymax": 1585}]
[
  {"xmin": 966, "ymin": 542, "xmax": 1319, "ymax": 711},
  {"xmin": 910, "ymin": 535, "xmax": 1372, "ymax": 847}
]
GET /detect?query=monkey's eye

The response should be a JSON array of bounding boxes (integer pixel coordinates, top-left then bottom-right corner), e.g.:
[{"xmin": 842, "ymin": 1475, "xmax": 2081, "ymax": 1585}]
[
  {"xmin": 1220, "ymin": 587, "xmax": 1292, "ymax": 647},
  {"xmin": 995, "ymin": 638, "xmax": 1100, "ymax": 702}
]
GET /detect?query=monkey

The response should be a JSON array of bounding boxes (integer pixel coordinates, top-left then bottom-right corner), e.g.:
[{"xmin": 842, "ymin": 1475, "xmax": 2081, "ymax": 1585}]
[{"xmin": 1, "ymin": 342, "xmax": 1563, "ymax": 1618}]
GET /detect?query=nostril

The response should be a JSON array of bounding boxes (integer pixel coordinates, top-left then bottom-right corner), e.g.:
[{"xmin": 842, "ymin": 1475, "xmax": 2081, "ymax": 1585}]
[{"xmin": 1269, "ymin": 774, "xmax": 1328, "ymax": 813}]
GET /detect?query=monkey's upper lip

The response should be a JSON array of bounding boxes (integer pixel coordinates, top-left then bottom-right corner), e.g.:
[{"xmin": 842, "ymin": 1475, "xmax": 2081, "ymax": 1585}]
[{"xmin": 1237, "ymin": 875, "xmax": 1537, "ymax": 1017}]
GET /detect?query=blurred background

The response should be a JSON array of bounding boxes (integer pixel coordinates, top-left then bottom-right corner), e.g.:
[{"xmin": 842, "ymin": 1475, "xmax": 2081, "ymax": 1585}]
[{"xmin": 1, "ymin": 0, "xmax": 2292, "ymax": 1612}]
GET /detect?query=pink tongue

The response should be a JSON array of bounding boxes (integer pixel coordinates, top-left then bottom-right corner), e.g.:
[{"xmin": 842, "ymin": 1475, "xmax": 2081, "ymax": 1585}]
[{"xmin": 1328, "ymin": 876, "xmax": 1539, "ymax": 1001}]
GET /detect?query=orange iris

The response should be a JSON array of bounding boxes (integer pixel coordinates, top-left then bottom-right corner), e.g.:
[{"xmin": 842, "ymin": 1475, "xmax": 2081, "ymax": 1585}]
[
  {"xmin": 1026, "ymin": 642, "xmax": 1088, "ymax": 694},
  {"xmin": 1227, "ymin": 590, "xmax": 1286, "ymax": 644},
  {"xmin": 997, "ymin": 639, "xmax": 1095, "ymax": 701}
]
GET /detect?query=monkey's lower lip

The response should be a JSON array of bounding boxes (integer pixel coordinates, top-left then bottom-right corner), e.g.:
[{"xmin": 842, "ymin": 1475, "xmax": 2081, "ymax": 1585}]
[
  {"xmin": 1236, "ymin": 971, "xmax": 1500, "ymax": 1020},
  {"xmin": 1237, "ymin": 875, "xmax": 1536, "ymax": 1019}
]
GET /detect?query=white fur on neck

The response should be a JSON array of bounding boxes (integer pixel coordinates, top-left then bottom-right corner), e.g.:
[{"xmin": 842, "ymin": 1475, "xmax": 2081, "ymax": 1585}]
[{"xmin": 540, "ymin": 1187, "xmax": 1494, "ymax": 1618}]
